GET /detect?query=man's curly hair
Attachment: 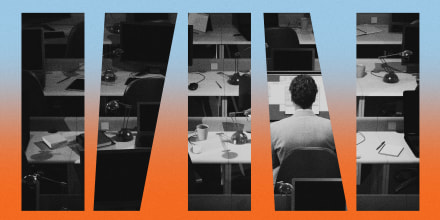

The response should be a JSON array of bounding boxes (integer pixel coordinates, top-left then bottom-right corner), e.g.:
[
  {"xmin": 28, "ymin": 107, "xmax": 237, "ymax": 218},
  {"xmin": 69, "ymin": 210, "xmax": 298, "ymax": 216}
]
[{"xmin": 289, "ymin": 75, "xmax": 318, "ymax": 109}]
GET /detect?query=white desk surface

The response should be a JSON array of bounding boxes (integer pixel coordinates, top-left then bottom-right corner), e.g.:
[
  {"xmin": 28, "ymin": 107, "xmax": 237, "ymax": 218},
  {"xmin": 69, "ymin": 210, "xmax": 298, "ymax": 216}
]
[
  {"xmin": 356, "ymin": 59, "xmax": 418, "ymax": 96},
  {"xmin": 44, "ymin": 71, "xmax": 84, "ymax": 96},
  {"xmin": 96, "ymin": 131, "xmax": 137, "ymax": 151},
  {"xmin": 188, "ymin": 131, "xmax": 251, "ymax": 164},
  {"xmin": 26, "ymin": 131, "xmax": 82, "ymax": 164},
  {"xmin": 357, "ymin": 131, "xmax": 418, "ymax": 164},
  {"xmin": 357, "ymin": 25, "xmax": 402, "ymax": 45},
  {"xmin": 100, "ymin": 71, "xmax": 132, "ymax": 96},
  {"xmin": 26, "ymin": 131, "xmax": 140, "ymax": 164},
  {"xmin": 193, "ymin": 26, "xmax": 250, "ymax": 45},
  {"xmin": 188, "ymin": 71, "xmax": 243, "ymax": 97}
]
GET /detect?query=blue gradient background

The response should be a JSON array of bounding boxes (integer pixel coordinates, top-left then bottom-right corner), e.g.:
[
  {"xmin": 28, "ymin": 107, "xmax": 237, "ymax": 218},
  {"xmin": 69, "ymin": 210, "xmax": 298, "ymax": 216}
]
[{"xmin": 0, "ymin": 0, "xmax": 439, "ymax": 218}]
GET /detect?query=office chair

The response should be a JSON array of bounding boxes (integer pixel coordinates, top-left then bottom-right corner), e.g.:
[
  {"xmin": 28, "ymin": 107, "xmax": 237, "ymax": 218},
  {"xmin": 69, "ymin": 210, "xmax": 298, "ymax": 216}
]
[
  {"xmin": 276, "ymin": 147, "xmax": 341, "ymax": 185},
  {"xmin": 264, "ymin": 27, "xmax": 300, "ymax": 57},
  {"xmin": 124, "ymin": 76, "xmax": 165, "ymax": 107},
  {"xmin": 94, "ymin": 148, "xmax": 151, "ymax": 210},
  {"xmin": 65, "ymin": 21, "xmax": 84, "ymax": 58},
  {"xmin": 238, "ymin": 74, "xmax": 251, "ymax": 112}
]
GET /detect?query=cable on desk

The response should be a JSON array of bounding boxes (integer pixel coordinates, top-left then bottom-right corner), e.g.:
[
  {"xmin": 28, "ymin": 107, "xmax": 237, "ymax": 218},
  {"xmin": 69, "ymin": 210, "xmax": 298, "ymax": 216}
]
[
  {"xmin": 189, "ymin": 72, "xmax": 206, "ymax": 84},
  {"xmin": 370, "ymin": 71, "xmax": 384, "ymax": 79},
  {"xmin": 357, "ymin": 132, "xmax": 366, "ymax": 145}
]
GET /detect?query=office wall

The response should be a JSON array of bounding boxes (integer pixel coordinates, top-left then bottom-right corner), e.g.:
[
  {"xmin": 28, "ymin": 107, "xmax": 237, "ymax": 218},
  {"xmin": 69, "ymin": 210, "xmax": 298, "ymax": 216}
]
[{"xmin": 357, "ymin": 13, "xmax": 391, "ymax": 25}]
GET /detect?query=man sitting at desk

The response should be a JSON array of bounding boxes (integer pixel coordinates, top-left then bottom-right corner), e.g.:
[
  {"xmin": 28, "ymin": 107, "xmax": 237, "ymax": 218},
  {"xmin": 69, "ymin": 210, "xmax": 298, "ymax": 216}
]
[{"xmin": 271, "ymin": 75, "xmax": 335, "ymax": 185}]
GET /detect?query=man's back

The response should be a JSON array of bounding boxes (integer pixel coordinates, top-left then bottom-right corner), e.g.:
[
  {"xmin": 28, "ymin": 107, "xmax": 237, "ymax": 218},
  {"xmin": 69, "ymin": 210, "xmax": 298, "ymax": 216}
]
[{"xmin": 271, "ymin": 109, "xmax": 335, "ymax": 168}]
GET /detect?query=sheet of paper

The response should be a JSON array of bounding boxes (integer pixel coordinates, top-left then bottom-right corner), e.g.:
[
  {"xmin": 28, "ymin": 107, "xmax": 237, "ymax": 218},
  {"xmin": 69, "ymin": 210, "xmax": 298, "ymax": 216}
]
[
  {"xmin": 268, "ymin": 82, "xmax": 284, "ymax": 104},
  {"xmin": 379, "ymin": 144, "xmax": 404, "ymax": 157}
]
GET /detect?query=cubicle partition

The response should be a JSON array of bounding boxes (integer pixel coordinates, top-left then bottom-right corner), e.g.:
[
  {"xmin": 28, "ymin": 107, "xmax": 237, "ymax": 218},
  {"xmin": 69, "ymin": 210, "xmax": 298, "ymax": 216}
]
[
  {"xmin": 264, "ymin": 13, "xmax": 346, "ymax": 211},
  {"xmin": 21, "ymin": 13, "xmax": 85, "ymax": 210},
  {"xmin": 188, "ymin": 13, "xmax": 251, "ymax": 211},
  {"xmin": 356, "ymin": 13, "xmax": 420, "ymax": 210}
]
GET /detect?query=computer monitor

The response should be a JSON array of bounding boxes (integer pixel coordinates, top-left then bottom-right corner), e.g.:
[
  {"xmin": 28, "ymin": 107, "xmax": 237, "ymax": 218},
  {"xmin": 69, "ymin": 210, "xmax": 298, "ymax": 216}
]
[
  {"xmin": 403, "ymin": 90, "xmax": 419, "ymax": 158},
  {"xmin": 188, "ymin": 25, "xmax": 193, "ymax": 66},
  {"xmin": 94, "ymin": 148, "xmax": 151, "ymax": 210},
  {"xmin": 120, "ymin": 22, "xmax": 175, "ymax": 65},
  {"xmin": 135, "ymin": 102, "xmax": 160, "ymax": 148},
  {"xmin": 22, "ymin": 28, "xmax": 44, "ymax": 71},
  {"xmin": 272, "ymin": 48, "xmax": 315, "ymax": 71},
  {"xmin": 291, "ymin": 178, "xmax": 346, "ymax": 211},
  {"xmin": 401, "ymin": 25, "xmax": 419, "ymax": 73}
]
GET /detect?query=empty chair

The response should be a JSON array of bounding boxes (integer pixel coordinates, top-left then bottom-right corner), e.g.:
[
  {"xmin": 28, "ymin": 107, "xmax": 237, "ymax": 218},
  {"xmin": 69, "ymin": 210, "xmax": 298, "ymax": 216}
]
[
  {"xmin": 265, "ymin": 27, "xmax": 300, "ymax": 57},
  {"xmin": 65, "ymin": 21, "xmax": 84, "ymax": 58},
  {"xmin": 276, "ymin": 147, "xmax": 341, "ymax": 184},
  {"xmin": 123, "ymin": 76, "xmax": 165, "ymax": 107},
  {"xmin": 238, "ymin": 74, "xmax": 251, "ymax": 112}
]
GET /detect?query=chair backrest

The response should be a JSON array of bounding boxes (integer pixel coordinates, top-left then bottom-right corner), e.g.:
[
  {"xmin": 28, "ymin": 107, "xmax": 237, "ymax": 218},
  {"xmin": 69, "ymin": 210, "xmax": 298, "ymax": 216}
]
[
  {"xmin": 65, "ymin": 21, "xmax": 84, "ymax": 58},
  {"xmin": 238, "ymin": 74, "xmax": 251, "ymax": 111},
  {"xmin": 265, "ymin": 27, "xmax": 300, "ymax": 52},
  {"xmin": 94, "ymin": 148, "xmax": 151, "ymax": 210},
  {"xmin": 123, "ymin": 76, "xmax": 165, "ymax": 107},
  {"xmin": 276, "ymin": 147, "xmax": 341, "ymax": 183},
  {"xmin": 22, "ymin": 71, "xmax": 45, "ymax": 151}
]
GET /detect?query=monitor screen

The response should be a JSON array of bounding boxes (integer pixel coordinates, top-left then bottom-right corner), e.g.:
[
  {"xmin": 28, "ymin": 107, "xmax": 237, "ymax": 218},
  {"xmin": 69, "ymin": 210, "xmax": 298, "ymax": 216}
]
[
  {"xmin": 292, "ymin": 178, "xmax": 346, "ymax": 211},
  {"xmin": 188, "ymin": 25, "xmax": 193, "ymax": 66},
  {"xmin": 22, "ymin": 28, "xmax": 44, "ymax": 70},
  {"xmin": 402, "ymin": 25, "xmax": 419, "ymax": 66},
  {"xmin": 272, "ymin": 48, "xmax": 315, "ymax": 71},
  {"xmin": 121, "ymin": 22, "xmax": 175, "ymax": 64},
  {"xmin": 137, "ymin": 102, "xmax": 160, "ymax": 132},
  {"xmin": 403, "ymin": 90, "xmax": 419, "ymax": 135}
]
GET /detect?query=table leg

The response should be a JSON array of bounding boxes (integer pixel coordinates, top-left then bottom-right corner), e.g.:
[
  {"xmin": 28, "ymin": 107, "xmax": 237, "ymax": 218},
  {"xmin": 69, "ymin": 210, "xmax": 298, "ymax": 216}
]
[
  {"xmin": 222, "ymin": 164, "xmax": 232, "ymax": 194},
  {"xmin": 381, "ymin": 164, "xmax": 390, "ymax": 194},
  {"xmin": 357, "ymin": 163, "xmax": 361, "ymax": 185},
  {"xmin": 221, "ymin": 97, "xmax": 228, "ymax": 116},
  {"xmin": 358, "ymin": 96, "xmax": 365, "ymax": 117}
]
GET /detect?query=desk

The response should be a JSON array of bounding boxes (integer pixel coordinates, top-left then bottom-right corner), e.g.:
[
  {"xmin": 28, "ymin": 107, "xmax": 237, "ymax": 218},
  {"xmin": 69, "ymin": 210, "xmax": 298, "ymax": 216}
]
[
  {"xmin": 356, "ymin": 59, "xmax": 418, "ymax": 116},
  {"xmin": 26, "ymin": 131, "xmax": 82, "ymax": 164},
  {"xmin": 357, "ymin": 25, "xmax": 402, "ymax": 45},
  {"xmin": 43, "ymin": 59, "xmax": 84, "ymax": 97},
  {"xmin": 188, "ymin": 71, "xmax": 244, "ymax": 116},
  {"xmin": 188, "ymin": 131, "xmax": 251, "ymax": 194},
  {"xmin": 356, "ymin": 131, "xmax": 418, "ymax": 193}
]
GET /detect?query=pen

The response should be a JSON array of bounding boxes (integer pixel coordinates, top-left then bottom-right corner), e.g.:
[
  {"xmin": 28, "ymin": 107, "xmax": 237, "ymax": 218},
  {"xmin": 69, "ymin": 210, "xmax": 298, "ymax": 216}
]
[
  {"xmin": 215, "ymin": 81, "xmax": 222, "ymax": 89},
  {"xmin": 376, "ymin": 141, "xmax": 385, "ymax": 150}
]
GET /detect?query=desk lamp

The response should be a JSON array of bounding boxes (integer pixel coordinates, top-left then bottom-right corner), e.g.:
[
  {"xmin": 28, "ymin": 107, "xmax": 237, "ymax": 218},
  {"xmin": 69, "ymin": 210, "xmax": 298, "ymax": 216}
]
[
  {"xmin": 229, "ymin": 111, "xmax": 250, "ymax": 145},
  {"xmin": 379, "ymin": 50, "xmax": 413, "ymax": 83},
  {"xmin": 227, "ymin": 52, "xmax": 242, "ymax": 85},
  {"xmin": 228, "ymin": 46, "xmax": 251, "ymax": 85},
  {"xmin": 105, "ymin": 100, "xmax": 133, "ymax": 142}
]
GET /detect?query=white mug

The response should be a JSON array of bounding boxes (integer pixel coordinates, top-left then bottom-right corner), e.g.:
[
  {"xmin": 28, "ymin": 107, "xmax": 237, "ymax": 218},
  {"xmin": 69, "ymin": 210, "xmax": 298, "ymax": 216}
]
[
  {"xmin": 357, "ymin": 64, "xmax": 367, "ymax": 78},
  {"xmin": 196, "ymin": 124, "xmax": 209, "ymax": 141}
]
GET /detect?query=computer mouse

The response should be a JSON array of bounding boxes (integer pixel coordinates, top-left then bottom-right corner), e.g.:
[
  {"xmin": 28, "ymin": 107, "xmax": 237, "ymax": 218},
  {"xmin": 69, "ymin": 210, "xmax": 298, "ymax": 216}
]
[
  {"xmin": 102, "ymin": 69, "xmax": 116, "ymax": 82},
  {"xmin": 188, "ymin": 83, "xmax": 198, "ymax": 91}
]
